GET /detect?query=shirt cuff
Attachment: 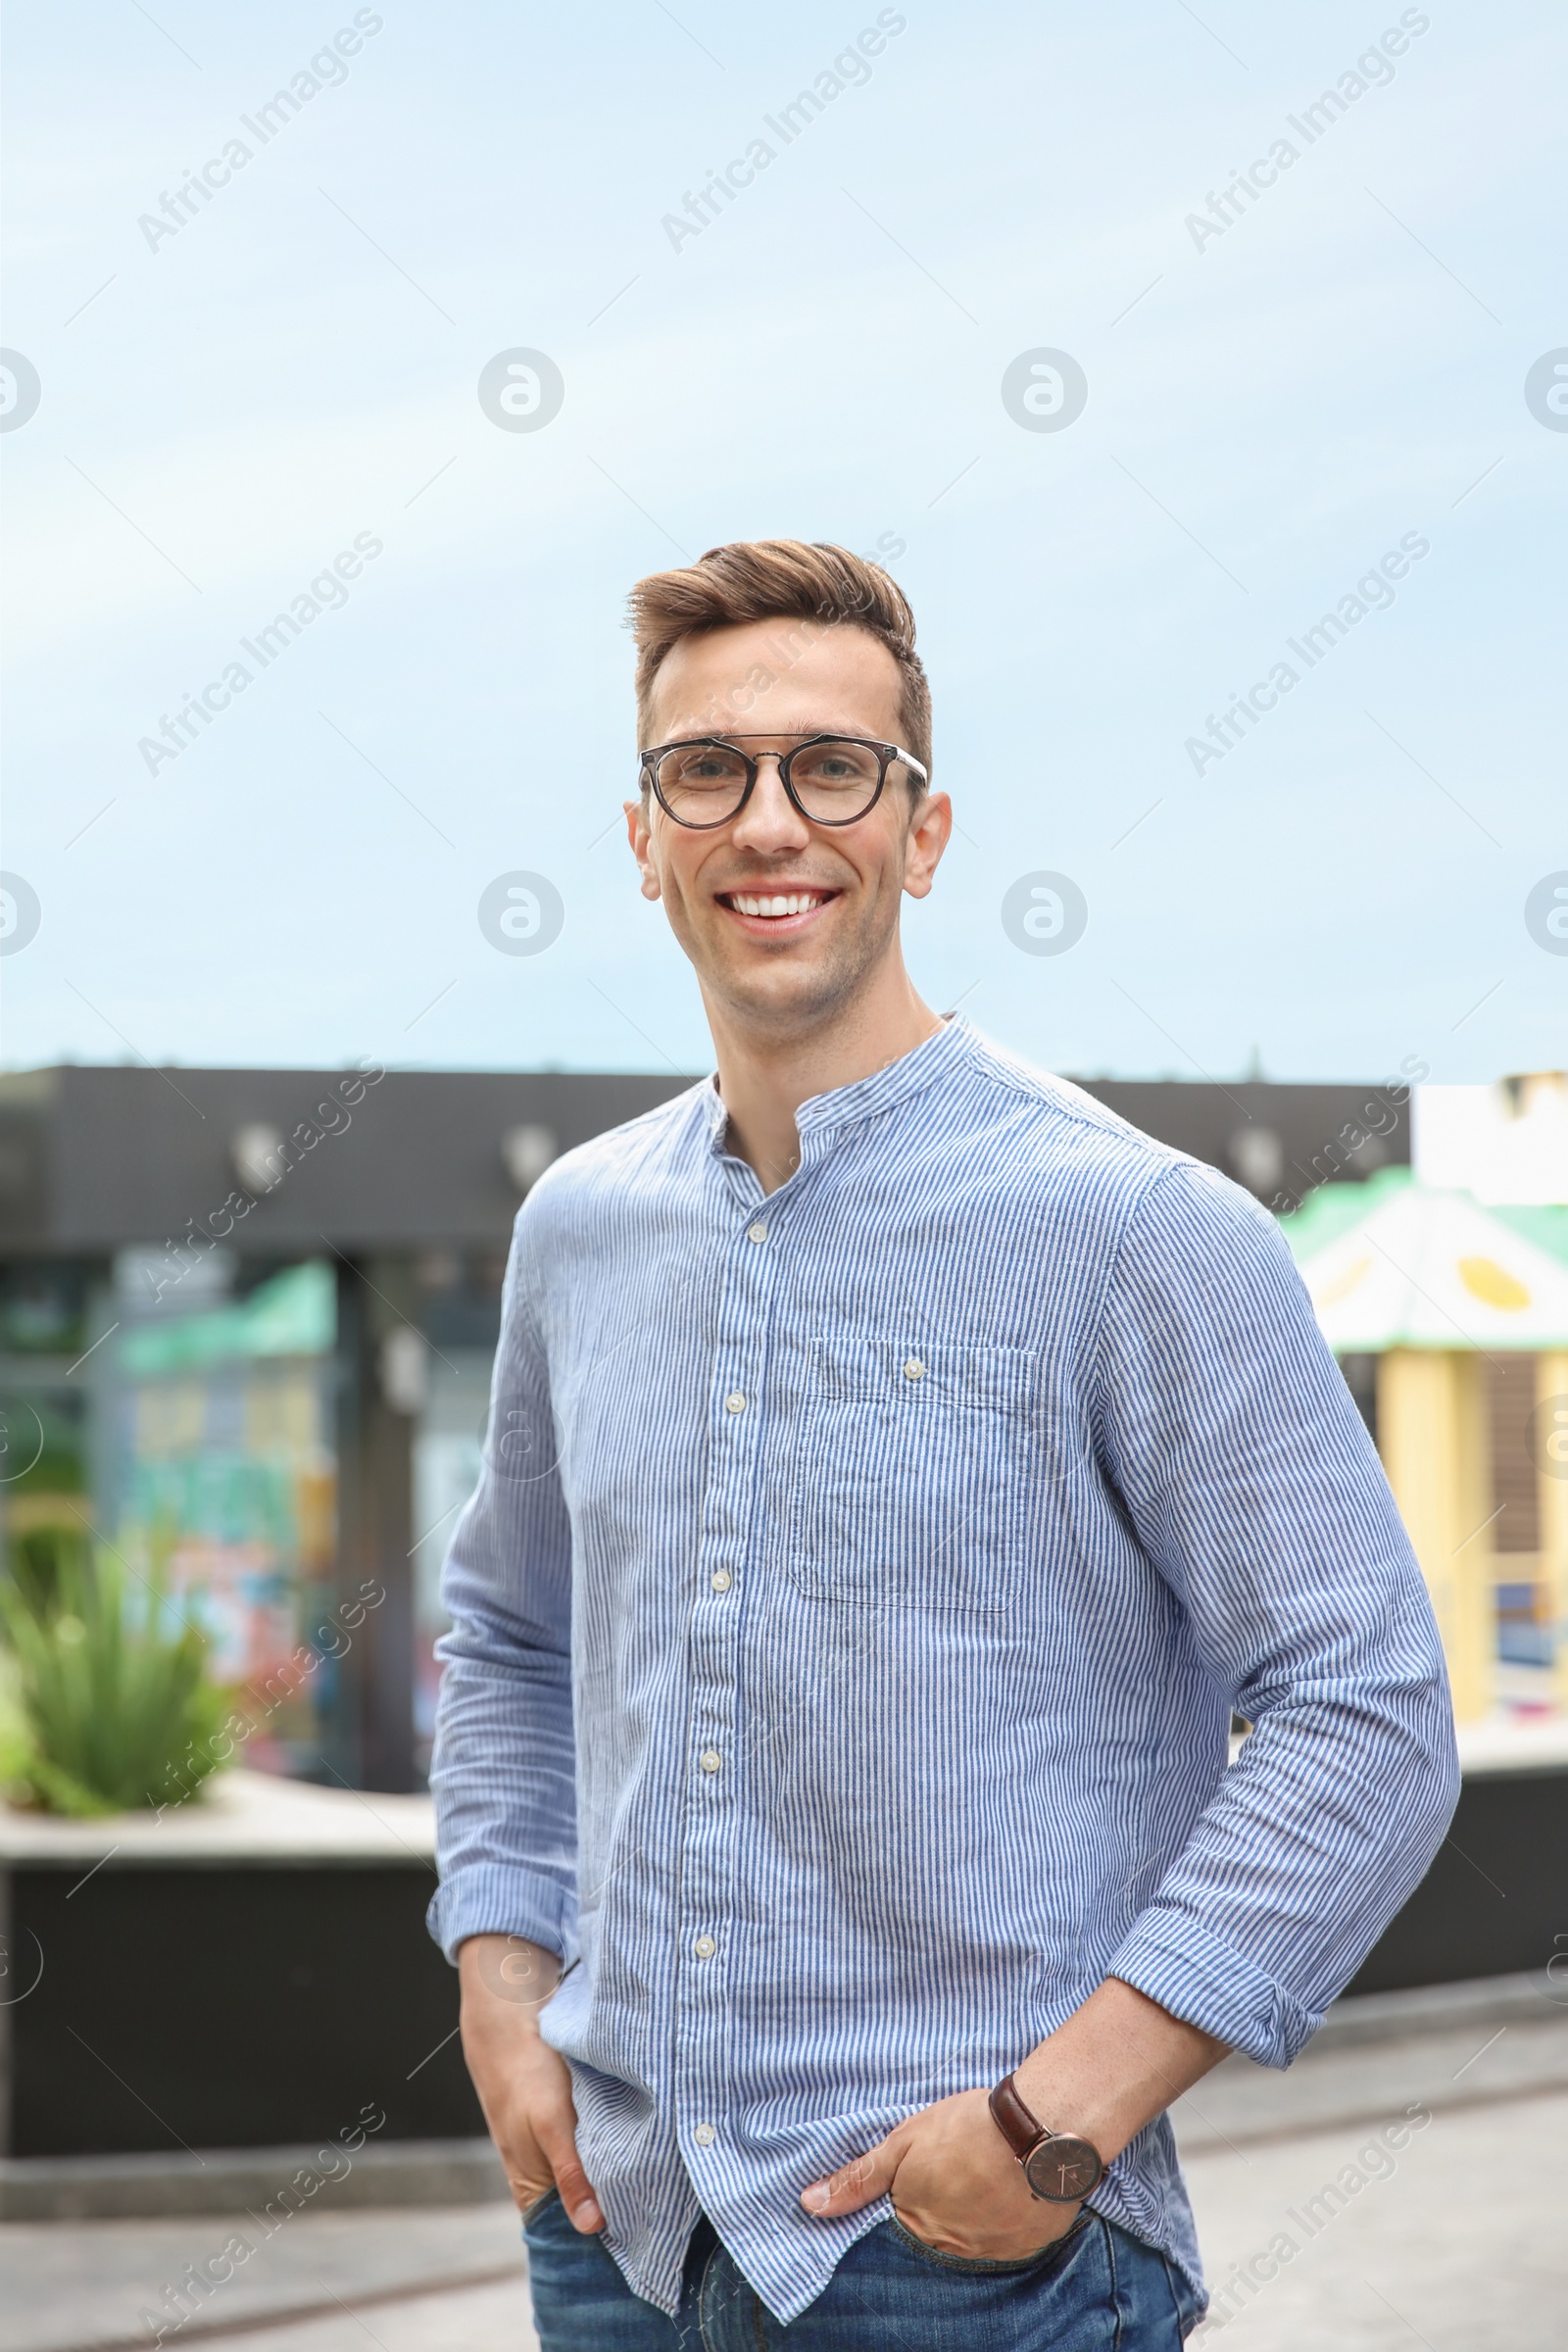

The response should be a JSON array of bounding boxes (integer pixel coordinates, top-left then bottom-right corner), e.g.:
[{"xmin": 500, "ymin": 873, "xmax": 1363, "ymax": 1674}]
[
  {"xmin": 1106, "ymin": 1905, "xmax": 1324, "ymax": 2069},
  {"xmin": 425, "ymin": 1861, "xmax": 577, "ymax": 1968}
]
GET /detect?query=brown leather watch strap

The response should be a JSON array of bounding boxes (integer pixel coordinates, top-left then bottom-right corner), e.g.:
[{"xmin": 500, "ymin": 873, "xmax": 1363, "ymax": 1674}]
[{"xmin": 988, "ymin": 2070, "xmax": 1043, "ymax": 2161}]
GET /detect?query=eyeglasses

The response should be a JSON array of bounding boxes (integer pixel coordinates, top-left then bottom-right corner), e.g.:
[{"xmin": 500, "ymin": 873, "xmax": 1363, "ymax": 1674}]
[{"xmin": 639, "ymin": 733, "xmax": 929, "ymax": 830}]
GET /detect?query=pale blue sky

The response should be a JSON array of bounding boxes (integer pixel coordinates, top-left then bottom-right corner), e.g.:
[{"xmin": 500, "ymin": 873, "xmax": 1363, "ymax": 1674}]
[{"xmin": 3, "ymin": 0, "xmax": 1563, "ymax": 1084}]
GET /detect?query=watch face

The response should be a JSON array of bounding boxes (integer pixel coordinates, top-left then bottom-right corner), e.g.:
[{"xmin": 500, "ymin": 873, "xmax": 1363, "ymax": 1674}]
[{"xmin": 1023, "ymin": 2132, "xmax": 1102, "ymax": 2203}]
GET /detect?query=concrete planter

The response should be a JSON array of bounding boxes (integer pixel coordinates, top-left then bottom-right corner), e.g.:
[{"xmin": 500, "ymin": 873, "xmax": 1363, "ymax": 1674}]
[
  {"xmin": 0, "ymin": 1772, "xmax": 482, "ymax": 2193},
  {"xmin": 3, "ymin": 1730, "xmax": 1563, "ymax": 2216}
]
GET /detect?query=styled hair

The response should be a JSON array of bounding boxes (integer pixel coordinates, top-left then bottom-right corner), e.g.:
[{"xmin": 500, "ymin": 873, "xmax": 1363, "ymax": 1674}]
[{"xmin": 626, "ymin": 539, "xmax": 932, "ymax": 784}]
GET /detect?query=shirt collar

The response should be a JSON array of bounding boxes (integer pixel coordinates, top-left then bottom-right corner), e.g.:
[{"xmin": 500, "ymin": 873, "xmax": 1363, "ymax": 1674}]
[{"xmin": 699, "ymin": 1012, "xmax": 972, "ymax": 1155}]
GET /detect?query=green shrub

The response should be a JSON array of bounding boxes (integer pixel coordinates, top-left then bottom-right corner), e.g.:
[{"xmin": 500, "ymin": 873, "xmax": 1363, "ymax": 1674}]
[
  {"xmin": 0, "ymin": 1538, "xmax": 228, "ymax": 1817},
  {"xmin": 8, "ymin": 1522, "xmax": 88, "ymax": 1622}
]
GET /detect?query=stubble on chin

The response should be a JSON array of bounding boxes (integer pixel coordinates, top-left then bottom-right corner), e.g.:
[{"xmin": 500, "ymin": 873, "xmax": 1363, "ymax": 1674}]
[{"xmin": 705, "ymin": 891, "xmax": 899, "ymax": 1038}]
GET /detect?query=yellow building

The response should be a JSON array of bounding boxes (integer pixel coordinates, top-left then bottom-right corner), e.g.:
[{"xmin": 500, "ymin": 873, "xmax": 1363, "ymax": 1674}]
[{"xmin": 1285, "ymin": 1170, "xmax": 1568, "ymax": 1723}]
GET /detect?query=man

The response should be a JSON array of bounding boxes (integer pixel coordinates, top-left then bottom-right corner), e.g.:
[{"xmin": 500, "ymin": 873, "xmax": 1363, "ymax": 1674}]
[{"xmin": 428, "ymin": 540, "xmax": 1458, "ymax": 2347}]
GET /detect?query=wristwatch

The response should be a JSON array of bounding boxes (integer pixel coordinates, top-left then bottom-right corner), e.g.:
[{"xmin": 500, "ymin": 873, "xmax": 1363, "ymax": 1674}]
[{"xmin": 988, "ymin": 2073, "xmax": 1106, "ymax": 2203}]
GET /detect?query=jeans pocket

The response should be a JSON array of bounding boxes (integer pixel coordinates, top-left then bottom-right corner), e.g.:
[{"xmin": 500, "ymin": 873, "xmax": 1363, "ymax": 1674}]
[
  {"xmin": 1161, "ymin": 2250, "xmax": 1204, "ymax": 2339},
  {"xmin": 519, "ymin": 2184, "xmax": 562, "ymax": 2230},
  {"xmin": 887, "ymin": 2205, "xmax": 1091, "ymax": 2278}
]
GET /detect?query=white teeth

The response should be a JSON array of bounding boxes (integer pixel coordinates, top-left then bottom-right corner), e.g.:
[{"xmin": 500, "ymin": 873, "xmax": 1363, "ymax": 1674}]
[{"xmin": 730, "ymin": 892, "xmax": 824, "ymax": 917}]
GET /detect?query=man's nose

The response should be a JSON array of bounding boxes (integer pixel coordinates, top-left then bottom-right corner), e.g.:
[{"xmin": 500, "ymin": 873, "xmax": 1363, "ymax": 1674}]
[{"xmin": 731, "ymin": 753, "xmax": 810, "ymax": 849}]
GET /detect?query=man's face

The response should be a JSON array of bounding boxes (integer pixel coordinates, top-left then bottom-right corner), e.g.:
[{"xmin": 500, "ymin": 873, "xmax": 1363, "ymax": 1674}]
[{"xmin": 625, "ymin": 619, "xmax": 951, "ymax": 1036}]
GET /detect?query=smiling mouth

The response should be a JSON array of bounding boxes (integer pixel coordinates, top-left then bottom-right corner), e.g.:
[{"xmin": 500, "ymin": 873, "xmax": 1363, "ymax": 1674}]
[{"xmin": 715, "ymin": 889, "xmax": 840, "ymax": 924}]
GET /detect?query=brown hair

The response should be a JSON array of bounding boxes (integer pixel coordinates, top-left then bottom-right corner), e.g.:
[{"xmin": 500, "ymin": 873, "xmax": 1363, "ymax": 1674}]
[{"xmin": 626, "ymin": 539, "xmax": 932, "ymax": 784}]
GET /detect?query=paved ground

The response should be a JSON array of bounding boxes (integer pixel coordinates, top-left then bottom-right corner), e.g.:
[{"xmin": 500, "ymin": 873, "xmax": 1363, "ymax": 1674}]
[
  {"xmin": 1180, "ymin": 2086, "xmax": 1568, "ymax": 2349},
  {"xmin": 8, "ymin": 2013, "xmax": 1566, "ymax": 2351},
  {"xmin": 2, "ymin": 2203, "xmax": 531, "ymax": 2352}
]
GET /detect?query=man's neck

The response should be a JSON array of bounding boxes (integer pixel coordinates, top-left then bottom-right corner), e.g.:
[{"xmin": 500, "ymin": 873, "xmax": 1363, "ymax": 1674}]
[{"xmin": 705, "ymin": 961, "xmax": 946, "ymax": 1196}]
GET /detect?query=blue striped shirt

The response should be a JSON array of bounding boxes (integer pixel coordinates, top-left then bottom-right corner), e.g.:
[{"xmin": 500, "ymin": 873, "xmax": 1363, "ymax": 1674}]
[{"xmin": 427, "ymin": 1014, "xmax": 1458, "ymax": 2323}]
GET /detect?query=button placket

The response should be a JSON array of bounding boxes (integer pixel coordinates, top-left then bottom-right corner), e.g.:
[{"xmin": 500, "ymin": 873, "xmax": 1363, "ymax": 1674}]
[{"xmin": 676, "ymin": 1206, "xmax": 782, "ymax": 2160}]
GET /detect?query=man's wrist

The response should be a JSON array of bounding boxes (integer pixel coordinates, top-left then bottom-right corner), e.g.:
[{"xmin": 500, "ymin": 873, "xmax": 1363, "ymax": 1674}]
[
  {"xmin": 1007, "ymin": 2053, "xmax": 1124, "ymax": 2170},
  {"xmin": 459, "ymin": 1933, "xmax": 565, "ymax": 2019},
  {"xmin": 1003, "ymin": 1975, "xmax": 1231, "ymax": 2177}
]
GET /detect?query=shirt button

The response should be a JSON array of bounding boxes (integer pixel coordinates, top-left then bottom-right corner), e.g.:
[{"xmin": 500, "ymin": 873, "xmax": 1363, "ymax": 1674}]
[
  {"xmin": 747, "ymin": 1222, "xmax": 767, "ymax": 1244},
  {"xmin": 724, "ymin": 1391, "xmax": 747, "ymax": 1414},
  {"xmin": 710, "ymin": 1569, "xmax": 732, "ymax": 1592},
  {"xmin": 904, "ymin": 1357, "xmax": 925, "ymax": 1381},
  {"xmin": 700, "ymin": 1747, "xmax": 722, "ymax": 1774},
  {"xmin": 694, "ymin": 1934, "xmax": 716, "ymax": 1958},
  {"xmin": 695, "ymin": 2124, "xmax": 716, "ymax": 2146}
]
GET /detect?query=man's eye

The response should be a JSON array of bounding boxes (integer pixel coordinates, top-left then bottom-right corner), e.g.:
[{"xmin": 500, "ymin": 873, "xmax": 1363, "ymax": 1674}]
[{"xmin": 671, "ymin": 750, "xmax": 742, "ymax": 781}]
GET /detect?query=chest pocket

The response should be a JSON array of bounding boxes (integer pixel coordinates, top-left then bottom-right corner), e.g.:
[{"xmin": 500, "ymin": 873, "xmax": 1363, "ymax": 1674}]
[{"xmin": 786, "ymin": 1337, "xmax": 1041, "ymax": 1611}]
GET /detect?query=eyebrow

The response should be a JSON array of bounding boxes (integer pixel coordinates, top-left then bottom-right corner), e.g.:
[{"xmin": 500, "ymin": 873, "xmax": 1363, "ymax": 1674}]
[{"xmin": 642, "ymin": 727, "xmax": 881, "ymax": 747}]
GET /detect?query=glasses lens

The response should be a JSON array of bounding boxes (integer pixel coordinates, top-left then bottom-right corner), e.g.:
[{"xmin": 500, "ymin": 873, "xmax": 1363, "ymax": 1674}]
[
  {"xmin": 786, "ymin": 738, "xmax": 884, "ymax": 821},
  {"xmin": 654, "ymin": 741, "xmax": 751, "ymax": 823}
]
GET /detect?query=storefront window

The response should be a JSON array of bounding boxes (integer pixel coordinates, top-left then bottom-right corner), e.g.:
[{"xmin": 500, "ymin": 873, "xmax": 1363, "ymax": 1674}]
[{"xmin": 107, "ymin": 1259, "xmax": 338, "ymax": 1777}]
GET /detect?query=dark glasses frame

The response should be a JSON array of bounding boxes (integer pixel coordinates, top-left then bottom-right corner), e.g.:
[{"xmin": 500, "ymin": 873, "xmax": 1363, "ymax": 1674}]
[{"xmin": 638, "ymin": 733, "xmax": 930, "ymax": 830}]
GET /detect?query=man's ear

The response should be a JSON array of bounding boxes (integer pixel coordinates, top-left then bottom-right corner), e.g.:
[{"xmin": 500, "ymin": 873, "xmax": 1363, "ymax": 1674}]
[
  {"xmin": 902, "ymin": 790, "xmax": 952, "ymax": 901},
  {"xmin": 625, "ymin": 798, "xmax": 662, "ymax": 900}
]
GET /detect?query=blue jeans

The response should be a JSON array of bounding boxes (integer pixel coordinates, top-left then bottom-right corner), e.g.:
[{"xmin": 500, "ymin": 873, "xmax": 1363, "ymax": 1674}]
[{"xmin": 522, "ymin": 2191, "xmax": 1202, "ymax": 2349}]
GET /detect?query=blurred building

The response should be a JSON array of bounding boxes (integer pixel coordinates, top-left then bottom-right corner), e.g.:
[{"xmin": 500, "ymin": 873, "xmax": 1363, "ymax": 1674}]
[
  {"xmin": 1414, "ymin": 1070, "xmax": 1568, "ymax": 1204},
  {"xmin": 1283, "ymin": 1164, "xmax": 1568, "ymax": 1723},
  {"xmin": 0, "ymin": 1062, "xmax": 1415, "ymax": 1789},
  {"xmin": 0, "ymin": 1066, "xmax": 679, "ymax": 1790}
]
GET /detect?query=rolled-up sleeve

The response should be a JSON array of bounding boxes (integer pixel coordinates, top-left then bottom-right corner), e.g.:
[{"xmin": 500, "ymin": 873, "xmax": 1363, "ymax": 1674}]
[
  {"xmin": 1097, "ymin": 1162, "xmax": 1460, "ymax": 2067},
  {"xmin": 425, "ymin": 1209, "xmax": 577, "ymax": 1965}
]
